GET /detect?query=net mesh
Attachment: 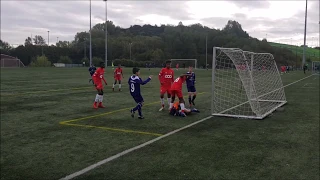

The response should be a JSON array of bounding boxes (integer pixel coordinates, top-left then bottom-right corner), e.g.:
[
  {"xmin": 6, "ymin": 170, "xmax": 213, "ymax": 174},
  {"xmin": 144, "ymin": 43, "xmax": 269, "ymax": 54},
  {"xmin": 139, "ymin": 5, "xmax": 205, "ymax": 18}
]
[
  {"xmin": 212, "ymin": 48, "xmax": 286, "ymax": 119},
  {"xmin": 1, "ymin": 59, "xmax": 25, "ymax": 68},
  {"xmin": 312, "ymin": 61, "xmax": 320, "ymax": 75},
  {"xmin": 170, "ymin": 59, "xmax": 197, "ymax": 69}
]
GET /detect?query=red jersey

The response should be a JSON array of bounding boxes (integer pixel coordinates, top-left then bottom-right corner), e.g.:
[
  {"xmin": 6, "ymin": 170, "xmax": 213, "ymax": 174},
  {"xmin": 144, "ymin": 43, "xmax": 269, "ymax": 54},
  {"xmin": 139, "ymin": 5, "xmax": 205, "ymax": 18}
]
[
  {"xmin": 114, "ymin": 68, "xmax": 123, "ymax": 76},
  {"xmin": 92, "ymin": 67, "xmax": 105, "ymax": 83},
  {"xmin": 171, "ymin": 76, "xmax": 186, "ymax": 90},
  {"xmin": 158, "ymin": 68, "xmax": 174, "ymax": 86}
]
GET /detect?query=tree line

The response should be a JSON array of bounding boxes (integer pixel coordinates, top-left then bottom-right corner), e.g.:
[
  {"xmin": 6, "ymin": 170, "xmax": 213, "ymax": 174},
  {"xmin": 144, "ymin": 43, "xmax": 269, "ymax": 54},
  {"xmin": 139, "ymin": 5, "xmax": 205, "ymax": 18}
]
[{"xmin": 0, "ymin": 20, "xmax": 316, "ymax": 67}]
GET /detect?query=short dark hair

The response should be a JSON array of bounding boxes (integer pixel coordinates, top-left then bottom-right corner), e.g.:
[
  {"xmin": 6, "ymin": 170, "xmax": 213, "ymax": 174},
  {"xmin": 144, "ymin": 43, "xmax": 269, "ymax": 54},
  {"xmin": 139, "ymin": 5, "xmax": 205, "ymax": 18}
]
[
  {"xmin": 132, "ymin": 67, "xmax": 140, "ymax": 74},
  {"xmin": 165, "ymin": 60, "xmax": 171, "ymax": 64}
]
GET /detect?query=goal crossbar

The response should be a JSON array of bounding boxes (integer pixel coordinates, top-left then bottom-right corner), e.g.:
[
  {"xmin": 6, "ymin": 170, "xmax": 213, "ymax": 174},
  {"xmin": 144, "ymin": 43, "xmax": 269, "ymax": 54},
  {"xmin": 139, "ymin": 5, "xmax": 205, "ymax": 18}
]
[
  {"xmin": 170, "ymin": 59, "xmax": 197, "ymax": 69},
  {"xmin": 211, "ymin": 47, "xmax": 287, "ymax": 119}
]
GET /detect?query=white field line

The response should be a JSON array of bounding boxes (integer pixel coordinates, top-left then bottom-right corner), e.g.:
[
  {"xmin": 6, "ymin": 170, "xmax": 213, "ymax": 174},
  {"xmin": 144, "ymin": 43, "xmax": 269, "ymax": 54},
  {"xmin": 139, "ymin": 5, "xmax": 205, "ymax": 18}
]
[{"xmin": 59, "ymin": 74, "xmax": 314, "ymax": 180}]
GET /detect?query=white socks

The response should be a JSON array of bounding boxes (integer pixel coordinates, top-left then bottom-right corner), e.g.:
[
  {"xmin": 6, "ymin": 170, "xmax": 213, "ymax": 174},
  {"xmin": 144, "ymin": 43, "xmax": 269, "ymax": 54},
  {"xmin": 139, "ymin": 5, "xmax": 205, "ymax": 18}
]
[
  {"xmin": 180, "ymin": 103, "xmax": 185, "ymax": 111},
  {"xmin": 112, "ymin": 84, "xmax": 115, "ymax": 88},
  {"xmin": 160, "ymin": 98, "xmax": 164, "ymax": 106},
  {"xmin": 169, "ymin": 103, "xmax": 173, "ymax": 109},
  {"xmin": 119, "ymin": 84, "xmax": 121, "ymax": 89},
  {"xmin": 167, "ymin": 98, "xmax": 171, "ymax": 106},
  {"xmin": 95, "ymin": 94, "xmax": 103, "ymax": 102}
]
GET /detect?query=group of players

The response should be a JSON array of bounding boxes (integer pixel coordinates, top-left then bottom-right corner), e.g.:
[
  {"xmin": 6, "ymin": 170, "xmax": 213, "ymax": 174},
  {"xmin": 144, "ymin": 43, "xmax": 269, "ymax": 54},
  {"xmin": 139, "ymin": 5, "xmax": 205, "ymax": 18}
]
[{"xmin": 89, "ymin": 60, "xmax": 199, "ymax": 118}]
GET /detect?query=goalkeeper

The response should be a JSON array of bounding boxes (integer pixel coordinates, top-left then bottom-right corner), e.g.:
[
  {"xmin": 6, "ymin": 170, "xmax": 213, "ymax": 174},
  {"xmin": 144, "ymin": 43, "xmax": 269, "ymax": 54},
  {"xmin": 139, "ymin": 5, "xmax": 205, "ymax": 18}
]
[{"xmin": 169, "ymin": 101, "xmax": 200, "ymax": 116}]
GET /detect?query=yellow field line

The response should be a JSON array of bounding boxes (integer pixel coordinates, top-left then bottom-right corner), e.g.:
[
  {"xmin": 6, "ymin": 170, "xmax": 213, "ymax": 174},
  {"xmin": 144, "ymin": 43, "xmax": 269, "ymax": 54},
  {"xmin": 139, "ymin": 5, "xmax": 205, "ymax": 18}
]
[
  {"xmin": 1, "ymin": 86, "xmax": 91, "ymax": 96},
  {"xmin": 60, "ymin": 122, "xmax": 163, "ymax": 137},
  {"xmin": 60, "ymin": 92, "xmax": 206, "ymax": 124}
]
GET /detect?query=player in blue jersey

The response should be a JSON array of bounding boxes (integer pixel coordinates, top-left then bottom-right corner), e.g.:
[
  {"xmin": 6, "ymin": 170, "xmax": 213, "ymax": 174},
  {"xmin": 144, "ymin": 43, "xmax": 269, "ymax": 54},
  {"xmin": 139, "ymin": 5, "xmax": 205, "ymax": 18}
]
[
  {"xmin": 186, "ymin": 66, "xmax": 197, "ymax": 107},
  {"xmin": 129, "ymin": 67, "xmax": 153, "ymax": 119},
  {"xmin": 88, "ymin": 65, "xmax": 96, "ymax": 84}
]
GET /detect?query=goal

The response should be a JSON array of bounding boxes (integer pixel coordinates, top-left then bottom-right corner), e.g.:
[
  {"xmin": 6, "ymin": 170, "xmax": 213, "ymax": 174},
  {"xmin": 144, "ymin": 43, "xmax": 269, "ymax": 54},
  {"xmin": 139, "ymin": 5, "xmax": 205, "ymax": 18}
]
[
  {"xmin": 1, "ymin": 54, "xmax": 25, "ymax": 68},
  {"xmin": 170, "ymin": 59, "xmax": 197, "ymax": 69},
  {"xmin": 311, "ymin": 61, "xmax": 320, "ymax": 75},
  {"xmin": 211, "ymin": 47, "xmax": 287, "ymax": 119}
]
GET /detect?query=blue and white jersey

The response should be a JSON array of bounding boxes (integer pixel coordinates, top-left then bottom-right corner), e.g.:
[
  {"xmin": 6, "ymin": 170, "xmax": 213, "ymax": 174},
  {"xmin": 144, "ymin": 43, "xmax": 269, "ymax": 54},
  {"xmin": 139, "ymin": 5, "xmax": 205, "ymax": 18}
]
[
  {"xmin": 89, "ymin": 66, "xmax": 96, "ymax": 76},
  {"xmin": 186, "ymin": 71, "xmax": 196, "ymax": 87},
  {"xmin": 128, "ymin": 75, "xmax": 151, "ymax": 97}
]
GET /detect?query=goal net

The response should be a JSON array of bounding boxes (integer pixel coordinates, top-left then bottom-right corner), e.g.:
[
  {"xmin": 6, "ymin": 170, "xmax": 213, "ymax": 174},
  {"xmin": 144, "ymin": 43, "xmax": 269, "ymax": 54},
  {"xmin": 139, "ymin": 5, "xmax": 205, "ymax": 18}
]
[
  {"xmin": 0, "ymin": 54, "xmax": 25, "ymax": 68},
  {"xmin": 311, "ymin": 61, "xmax": 320, "ymax": 75},
  {"xmin": 170, "ymin": 59, "xmax": 197, "ymax": 69},
  {"xmin": 211, "ymin": 47, "xmax": 287, "ymax": 119}
]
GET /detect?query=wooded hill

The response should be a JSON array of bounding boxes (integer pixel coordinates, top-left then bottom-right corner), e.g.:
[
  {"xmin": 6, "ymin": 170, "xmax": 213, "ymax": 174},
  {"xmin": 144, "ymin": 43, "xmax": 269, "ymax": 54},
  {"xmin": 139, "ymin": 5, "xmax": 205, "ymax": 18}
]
[{"xmin": 1, "ymin": 20, "xmax": 316, "ymax": 67}]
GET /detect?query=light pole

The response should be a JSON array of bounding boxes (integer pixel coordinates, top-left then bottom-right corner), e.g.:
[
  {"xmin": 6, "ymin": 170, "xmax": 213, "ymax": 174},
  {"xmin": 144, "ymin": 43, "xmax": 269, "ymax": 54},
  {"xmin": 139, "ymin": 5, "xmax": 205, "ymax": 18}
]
[
  {"xmin": 47, "ymin": 31, "xmax": 50, "ymax": 46},
  {"xmin": 89, "ymin": 0, "xmax": 92, "ymax": 66},
  {"xmin": 205, "ymin": 34, "xmax": 208, "ymax": 70},
  {"xmin": 104, "ymin": 0, "xmax": 107, "ymax": 67},
  {"xmin": 57, "ymin": 37, "xmax": 59, "ymax": 43},
  {"xmin": 129, "ymin": 43, "xmax": 133, "ymax": 60},
  {"xmin": 302, "ymin": 0, "xmax": 307, "ymax": 67}
]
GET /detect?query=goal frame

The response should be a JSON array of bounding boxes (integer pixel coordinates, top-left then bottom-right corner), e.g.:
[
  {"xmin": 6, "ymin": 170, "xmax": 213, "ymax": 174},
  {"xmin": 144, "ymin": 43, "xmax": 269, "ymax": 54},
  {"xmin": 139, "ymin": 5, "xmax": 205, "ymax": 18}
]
[
  {"xmin": 311, "ymin": 61, "xmax": 320, "ymax": 75},
  {"xmin": 0, "ymin": 54, "xmax": 25, "ymax": 68},
  {"xmin": 170, "ymin": 59, "xmax": 197, "ymax": 69},
  {"xmin": 211, "ymin": 47, "xmax": 287, "ymax": 120}
]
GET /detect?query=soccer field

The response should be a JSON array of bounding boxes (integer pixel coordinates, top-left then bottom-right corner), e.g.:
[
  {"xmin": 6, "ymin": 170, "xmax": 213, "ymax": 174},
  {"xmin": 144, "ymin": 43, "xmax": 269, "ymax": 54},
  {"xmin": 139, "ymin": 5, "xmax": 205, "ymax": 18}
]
[{"xmin": 1, "ymin": 68, "xmax": 319, "ymax": 180}]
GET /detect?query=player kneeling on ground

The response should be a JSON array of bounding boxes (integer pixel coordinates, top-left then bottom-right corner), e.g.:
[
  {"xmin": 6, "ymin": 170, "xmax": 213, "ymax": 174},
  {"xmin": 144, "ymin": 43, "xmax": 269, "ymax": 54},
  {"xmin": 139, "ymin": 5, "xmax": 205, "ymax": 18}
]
[
  {"xmin": 129, "ymin": 67, "xmax": 152, "ymax": 119},
  {"xmin": 169, "ymin": 74, "xmax": 188, "ymax": 117},
  {"xmin": 169, "ymin": 102, "xmax": 200, "ymax": 116},
  {"xmin": 92, "ymin": 62, "xmax": 107, "ymax": 109}
]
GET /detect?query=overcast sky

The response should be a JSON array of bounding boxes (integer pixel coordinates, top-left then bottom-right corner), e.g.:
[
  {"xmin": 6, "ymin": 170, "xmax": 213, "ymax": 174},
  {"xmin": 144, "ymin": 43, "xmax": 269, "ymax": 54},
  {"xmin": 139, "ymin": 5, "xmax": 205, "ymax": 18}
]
[{"xmin": 1, "ymin": 0, "xmax": 319, "ymax": 47}]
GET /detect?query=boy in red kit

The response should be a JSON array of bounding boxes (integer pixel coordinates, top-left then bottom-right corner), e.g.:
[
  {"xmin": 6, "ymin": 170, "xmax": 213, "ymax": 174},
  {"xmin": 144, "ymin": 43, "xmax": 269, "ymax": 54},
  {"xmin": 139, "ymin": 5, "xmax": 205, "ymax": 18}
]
[
  {"xmin": 158, "ymin": 60, "xmax": 174, "ymax": 111},
  {"xmin": 169, "ymin": 74, "xmax": 188, "ymax": 117},
  {"xmin": 113, "ymin": 64, "xmax": 124, "ymax": 91},
  {"xmin": 92, "ymin": 62, "xmax": 107, "ymax": 109}
]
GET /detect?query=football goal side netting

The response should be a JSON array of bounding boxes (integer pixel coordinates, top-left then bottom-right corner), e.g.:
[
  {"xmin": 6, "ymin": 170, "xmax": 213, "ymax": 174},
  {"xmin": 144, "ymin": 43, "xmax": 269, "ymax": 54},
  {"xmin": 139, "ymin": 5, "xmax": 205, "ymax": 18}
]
[
  {"xmin": 211, "ymin": 47, "xmax": 287, "ymax": 119},
  {"xmin": 170, "ymin": 59, "xmax": 197, "ymax": 69},
  {"xmin": 0, "ymin": 54, "xmax": 25, "ymax": 68},
  {"xmin": 311, "ymin": 61, "xmax": 320, "ymax": 75}
]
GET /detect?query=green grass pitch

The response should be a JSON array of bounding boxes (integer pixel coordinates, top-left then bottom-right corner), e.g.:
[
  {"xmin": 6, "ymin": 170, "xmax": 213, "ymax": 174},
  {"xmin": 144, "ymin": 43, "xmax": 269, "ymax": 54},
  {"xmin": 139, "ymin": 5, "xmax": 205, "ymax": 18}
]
[{"xmin": 1, "ymin": 67, "xmax": 319, "ymax": 180}]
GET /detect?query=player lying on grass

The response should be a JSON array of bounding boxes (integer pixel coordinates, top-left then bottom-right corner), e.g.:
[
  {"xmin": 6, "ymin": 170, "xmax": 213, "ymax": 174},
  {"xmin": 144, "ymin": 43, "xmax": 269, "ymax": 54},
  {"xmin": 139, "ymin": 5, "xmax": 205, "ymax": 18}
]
[
  {"xmin": 169, "ymin": 101, "xmax": 200, "ymax": 116},
  {"xmin": 113, "ymin": 64, "xmax": 124, "ymax": 92},
  {"xmin": 129, "ymin": 67, "xmax": 152, "ymax": 119},
  {"xmin": 158, "ymin": 60, "xmax": 174, "ymax": 111},
  {"xmin": 186, "ymin": 66, "xmax": 196, "ymax": 107},
  {"xmin": 92, "ymin": 62, "xmax": 107, "ymax": 109},
  {"xmin": 88, "ymin": 65, "xmax": 96, "ymax": 84},
  {"xmin": 169, "ymin": 74, "xmax": 188, "ymax": 117}
]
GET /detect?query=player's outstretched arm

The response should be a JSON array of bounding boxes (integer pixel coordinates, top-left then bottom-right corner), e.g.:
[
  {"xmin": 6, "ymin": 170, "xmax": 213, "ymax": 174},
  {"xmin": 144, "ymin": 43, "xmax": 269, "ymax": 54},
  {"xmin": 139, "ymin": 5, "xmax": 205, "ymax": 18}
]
[
  {"xmin": 139, "ymin": 75, "xmax": 152, "ymax": 85},
  {"xmin": 158, "ymin": 70, "xmax": 163, "ymax": 84}
]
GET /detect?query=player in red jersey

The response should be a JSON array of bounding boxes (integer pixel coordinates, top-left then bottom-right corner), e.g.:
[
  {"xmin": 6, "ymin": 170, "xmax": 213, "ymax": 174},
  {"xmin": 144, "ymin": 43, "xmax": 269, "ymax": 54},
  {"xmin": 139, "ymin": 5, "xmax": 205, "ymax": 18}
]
[
  {"xmin": 158, "ymin": 60, "xmax": 174, "ymax": 111},
  {"xmin": 169, "ymin": 74, "xmax": 188, "ymax": 117},
  {"xmin": 113, "ymin": 64, "xmax": 124, "ymax": 92},
  {"xmin": 176, "ymin": 63, "xmax": 179, "ymax": 70},
  {"xmin": 92, "ymin": 62, "xmax": 107, "ymax": 109}
]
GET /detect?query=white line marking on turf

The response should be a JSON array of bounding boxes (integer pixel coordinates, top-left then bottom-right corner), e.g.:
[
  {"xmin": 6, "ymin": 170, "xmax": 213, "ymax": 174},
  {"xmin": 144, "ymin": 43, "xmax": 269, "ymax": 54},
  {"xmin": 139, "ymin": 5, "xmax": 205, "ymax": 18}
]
[
  {"xmin": 59, "ymin": 74, "xmax": 314, "ymax": 180},
  {"xmin": 60, "ymin": 116, "xmax": 213, "ymax": 180}
]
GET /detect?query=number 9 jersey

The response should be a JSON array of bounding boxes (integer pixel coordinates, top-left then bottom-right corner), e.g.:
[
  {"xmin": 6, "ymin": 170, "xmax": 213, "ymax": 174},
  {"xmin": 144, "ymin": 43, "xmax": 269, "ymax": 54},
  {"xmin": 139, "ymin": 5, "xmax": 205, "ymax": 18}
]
[{"xmin": 128, "ymin": 75, "xmax": 151, "ymax": 102}]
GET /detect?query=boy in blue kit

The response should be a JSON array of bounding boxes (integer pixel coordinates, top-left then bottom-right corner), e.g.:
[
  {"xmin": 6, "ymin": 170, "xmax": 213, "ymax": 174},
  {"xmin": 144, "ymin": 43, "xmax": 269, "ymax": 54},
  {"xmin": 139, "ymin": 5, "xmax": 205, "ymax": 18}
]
[
  {"xmin": 88, "ymin": 65, "xmax": 96, "ymax": 84},
  {"xmin": 129, "ymin": 67, "xmax": 152, "ymax": 119},
  {"xmin": 186, "ymin": 66, "xmax": 197, "ymax": 107}
]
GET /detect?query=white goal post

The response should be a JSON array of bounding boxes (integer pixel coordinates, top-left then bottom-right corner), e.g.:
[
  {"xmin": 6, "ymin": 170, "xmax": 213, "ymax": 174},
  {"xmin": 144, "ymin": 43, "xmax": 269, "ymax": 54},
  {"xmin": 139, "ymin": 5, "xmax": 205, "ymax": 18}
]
[
  {"xmin": 311, "ymin": 61, "xmax": 320, "ymax": 75},
  {"xmin": 211, "ymin": 47, "xmax": 287, "ymax": 119},
  {"xmin": 170, "ymin": 59, "xmax": 197, "ymax": 69},
  {"xmin": 0, "ymin": 54, "xmax": 25, "ymax": 68}
]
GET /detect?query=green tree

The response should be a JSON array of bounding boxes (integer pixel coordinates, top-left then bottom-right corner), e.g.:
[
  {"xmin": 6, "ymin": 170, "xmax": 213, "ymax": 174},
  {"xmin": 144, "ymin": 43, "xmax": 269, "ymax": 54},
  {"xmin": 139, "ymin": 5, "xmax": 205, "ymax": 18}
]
[
  {"xmin": 58, "ymin": 56, "xmax": 72, "ymax": 64},
  {"xmin": 92, "ymin": 57, "xmax": 103, "ymax": 66},
  {"xmin": 29, "ymin": 55, "xmax": 51, "ymax": 67},
  {"xmin": 82, "ymin": 57, "xmax": 89, "ymax": 66},
  {"xmin": 33, "ymin": 35, "xmax": 46, "ymax": 45}
]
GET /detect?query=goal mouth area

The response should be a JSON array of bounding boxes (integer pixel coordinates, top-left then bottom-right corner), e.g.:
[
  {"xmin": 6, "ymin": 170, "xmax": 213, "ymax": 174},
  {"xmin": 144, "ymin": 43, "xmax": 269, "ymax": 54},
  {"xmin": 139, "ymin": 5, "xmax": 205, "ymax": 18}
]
[{"xmin": 212, "ymin": 100, "xmax": 287, "ymax": 120}]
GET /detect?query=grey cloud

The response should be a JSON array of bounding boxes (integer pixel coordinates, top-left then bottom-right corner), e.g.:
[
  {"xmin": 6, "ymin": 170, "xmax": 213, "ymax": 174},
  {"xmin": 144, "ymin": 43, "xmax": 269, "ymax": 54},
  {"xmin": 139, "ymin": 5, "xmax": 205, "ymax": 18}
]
[
  {"xmin": 231, "ymin": 0, "xmax": 270, "ymax": 9},
  {"xmin": 200, "ymin": 1, "xmax": 319, "ymax": 45}
]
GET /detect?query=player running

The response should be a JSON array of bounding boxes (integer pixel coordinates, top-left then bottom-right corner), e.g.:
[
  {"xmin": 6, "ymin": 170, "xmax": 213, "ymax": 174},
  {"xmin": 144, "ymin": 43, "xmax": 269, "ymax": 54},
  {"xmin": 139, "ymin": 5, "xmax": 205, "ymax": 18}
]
[
  {"xmin": 169, "ymin": 101, "xmax": 200, "ymax": 116},
  {"xmin": 169, "ymin": 74, "xmax": 188, "ymax": 117},
  {"xmin": 186, "ymin": 66, "xmax": 196, "ymax": 107},
  {"xmin": 92, "ymin": 62, "xmax": 107, "ymax": 109},
  {"xmin": 88, "ymin": 65, "xmax": 96, "ymax": 84},
  {"xmin": 113, "ymin": 64, "xmax": 124, "ymax": 92},
  {"xmin": 176, "ymin": 63, "xmax": 179, "ymax": 70},
  {"xmin": 158, "ymin": 60, "xmax": 174, "ymax": 111},
  {"xmin": 129, "ymin": 67, "xmax": 152, "ymax": 119}
]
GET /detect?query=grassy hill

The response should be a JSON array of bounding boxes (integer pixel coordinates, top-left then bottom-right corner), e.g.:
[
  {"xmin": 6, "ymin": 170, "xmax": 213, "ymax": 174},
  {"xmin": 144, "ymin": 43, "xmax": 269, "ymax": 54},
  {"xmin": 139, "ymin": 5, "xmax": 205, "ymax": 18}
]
[{"xmin": 269, "ymin": 42, "xmax": 320, "ymax": 62}]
